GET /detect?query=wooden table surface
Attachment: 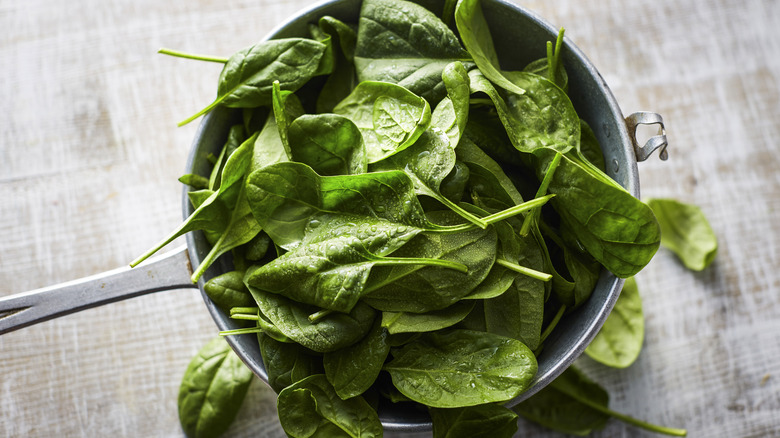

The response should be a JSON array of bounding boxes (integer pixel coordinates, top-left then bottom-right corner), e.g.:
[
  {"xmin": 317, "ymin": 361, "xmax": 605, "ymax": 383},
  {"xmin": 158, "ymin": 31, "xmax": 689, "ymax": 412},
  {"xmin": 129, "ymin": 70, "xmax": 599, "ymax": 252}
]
[{"xmin": 2, "ymin": 0, "xmax": 778, "ymax": 436}]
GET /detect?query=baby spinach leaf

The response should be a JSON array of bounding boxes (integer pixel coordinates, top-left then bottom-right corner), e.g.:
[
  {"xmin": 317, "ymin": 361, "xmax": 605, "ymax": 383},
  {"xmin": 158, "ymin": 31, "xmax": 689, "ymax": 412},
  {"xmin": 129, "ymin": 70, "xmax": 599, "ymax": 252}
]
[
  {"xmin": 315, "ymin": 16, "xmax": 359, "ymax": 113},
  {"xmin": 244, "ymin": 216, "xmax": 465, "ymax": 313},
  {"xmin": 577, "ymin": 119, "xmax": 606, "ymax": 172},
  {"xmin": 209, "ymin": 124, "xmax": 246, "ymax": 191},
  {"xmin": 646, "ymin": 198, "xmax": 718, "ymax": 271},
  {"xmin": 430, "ymin": 403, "xmax": 519, "ymax": 438},
  {"xmin": 384, "ymin": 329, "xmax": 537, "ymax": 408},
  {"xmin": 245, "ymin": 161, "xmax": 429, "ymax": 250},
  {"xmin": 324, "ymin": 318, "xmax": 390, "ymax": 399},
  {"xmin": 431, "ymin": 61, "xmax": 471, "ymax": 148},
  {"xmin": 289, "ymin": 114, "xmax": 367, "ymax": 176},
  {"xmin": 362, "ymin": 211, "xmax": 497, "ymax": 313},
  {"xmin": 354, "ymin": 0, "xmax": 471, "ymax": 103},
  {"xmin": 277, "ymin": 374, "xmax": 383, "ymax": 438},
  {"xmin": 203, "ymin": 270, "xmax": 254, "ymax": 312},
  {"xmin": 179, "ymin": 174, "xmax": 210, "ymax": 190},
  {"xmin": 252, "ymin": 111, "xmax": 290, "ymax": 170},
  {"xmin": 468, "ymin": 69, "xmax": 579, "ymax": 155},
  {"xmin": 258, "ymin": 333, "xmax": 323, "ymax": 393},
  {"xmin": 180, "ymin": 38, "xmax": 329, "ymax": 126},
  {"xmin": 538, "ymin": 150, "xmax": 661, "ymax": 278},
  {"xmin": 178, "ymin": 337, "xmax": 254, "ymax": 438},
  {"xmin": 454, "ymin": 0, "xmax": 527, "ymax": 97},
  {"xmin": 248, "ymin": 286, "xmax": 375, "ymax": 353},
  {"xmin": 271, "ymin": 81, "xmax": 305, "ymax": 160},
  {"xmin": 585, "ymin": 276, "xmax": 644, "ymax": 368},
  {"xmin": 333, "ymin": 80, "xmax": 431, "ymax": 163},
  {"xmin": 381, "ymin": 300, "xmax": 474, "ymax": 334}
]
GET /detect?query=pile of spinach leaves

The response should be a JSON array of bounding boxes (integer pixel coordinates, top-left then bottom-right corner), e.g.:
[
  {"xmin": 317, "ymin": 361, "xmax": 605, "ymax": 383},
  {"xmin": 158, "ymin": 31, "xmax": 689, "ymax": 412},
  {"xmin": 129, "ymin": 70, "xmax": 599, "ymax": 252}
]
[{"xmin": 136, "ymin": 0, "xmax": 718, "ymax": 435}]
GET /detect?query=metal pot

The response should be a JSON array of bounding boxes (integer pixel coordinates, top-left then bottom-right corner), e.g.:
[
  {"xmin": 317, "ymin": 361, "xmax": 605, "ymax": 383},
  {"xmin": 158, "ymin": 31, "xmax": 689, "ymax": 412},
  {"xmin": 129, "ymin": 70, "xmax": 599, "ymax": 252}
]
[{"xmin": 0, "ymin": 0, "xmax": 667, "ymax": 432}]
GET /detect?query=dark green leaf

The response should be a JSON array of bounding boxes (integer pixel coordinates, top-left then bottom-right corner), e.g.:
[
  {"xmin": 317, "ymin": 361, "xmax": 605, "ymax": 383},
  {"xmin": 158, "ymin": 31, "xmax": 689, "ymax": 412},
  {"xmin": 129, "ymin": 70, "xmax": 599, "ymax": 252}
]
[
  {"xmin": 258, "ymin": 333, "xmax": 322, "ymax": 393},
  {"xmin": 288, "ymin": 114, "xmax": 367, "ymax": 175},
  {"xmin": 324, "ymin": 318, "xmax": 390, "ymax": 399},
  {"xmin": 381, "ymin": 300, "xmax": 474, "ymax": 334},
  {"xmin": 203, "ymin": 270, "xmax": 254, "ymax": 312},
  {"xmin": 430, "ymin": 403, "xmax": 518, "ymax": 438}
]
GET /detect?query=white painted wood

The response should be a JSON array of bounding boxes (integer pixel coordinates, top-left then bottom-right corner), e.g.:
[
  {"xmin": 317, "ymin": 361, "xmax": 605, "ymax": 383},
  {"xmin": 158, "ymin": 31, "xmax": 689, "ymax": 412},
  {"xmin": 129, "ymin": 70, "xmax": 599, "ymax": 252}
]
[{"xmin": 1, "ymin": 0, "xmax": 778, "ymax": 436}]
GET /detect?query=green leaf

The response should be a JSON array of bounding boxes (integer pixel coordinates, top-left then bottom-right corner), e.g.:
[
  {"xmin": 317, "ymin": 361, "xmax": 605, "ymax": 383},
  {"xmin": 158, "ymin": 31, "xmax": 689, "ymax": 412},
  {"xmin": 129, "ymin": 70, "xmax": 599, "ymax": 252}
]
[
  {"xmin": 333, "ymin": 80, "xmax": 431, "ymax": 163},
  {"xmin": 203, "ymin": 270, "xmax": 254, "ymax": 312},
  {"xmin": 288, "ymin": 114, "xmax": 367, "ymax": 176},
  {"xmin": 179, "ymin": 38, "xmax": 329, "ymax": 126},
  {"xmin": 277, "ymin": 375, "xmax": 383, "ymax": 438},
  {"xmin": 381, "ymin": 300, "xmax": 475, "ymax": 334},
  {"xmin": 177, "ymin": 337, "xmax": 254, "ymax": 438},
  {"xmin": 258, "ymin": 333, "xmax": 322, "ymax": 393},
  {"xmin": 384, "ymin": 329, "xmax": 537, "ymax": 408},
  {"xmin": 354, "ymin": 0, "xmax": 472, "ymax": 103},
  {"xmin": 454, "ymin": 0, "xmax": 527, "ymax": 97},
  {"xmin": 585, "ymin": 277, "xmax": 644, "ymax": 368},
  {"xmin": 324, "ymin": 318, "xmax": 390, "ymax": 399},
  {"xmin": 248, "ymin": 286, "xmax": 376, "ymax": 353},
  {"xmin": 430, "ymin": 403, "xmax": 519, "ymax": 438},
  {"xmin": 646, "ymin": 198, "xmax": 718, "ymax": 271},
  {"xmin": 431, "ymin": 61, "xmax": 471, "ymax": 148}
]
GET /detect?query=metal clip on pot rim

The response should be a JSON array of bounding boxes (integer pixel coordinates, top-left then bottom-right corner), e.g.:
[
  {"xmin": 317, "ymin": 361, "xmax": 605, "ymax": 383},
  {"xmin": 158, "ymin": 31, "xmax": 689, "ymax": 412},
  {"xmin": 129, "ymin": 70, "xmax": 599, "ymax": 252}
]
[{"xmin": 626, "ymin": 111, "xmax": 668, "ymax": 162}]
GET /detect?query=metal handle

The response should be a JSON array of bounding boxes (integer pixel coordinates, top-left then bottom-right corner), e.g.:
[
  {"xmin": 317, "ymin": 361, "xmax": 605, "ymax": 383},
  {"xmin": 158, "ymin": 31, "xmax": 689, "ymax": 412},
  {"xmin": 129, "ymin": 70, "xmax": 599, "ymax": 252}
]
[
  {"xmin": 626, "ymin": 112, "xmax": 668, "ymax": 161},
  {"xmin": 0, "ymin": 247, "xmax": 198, "ymax": 335}
]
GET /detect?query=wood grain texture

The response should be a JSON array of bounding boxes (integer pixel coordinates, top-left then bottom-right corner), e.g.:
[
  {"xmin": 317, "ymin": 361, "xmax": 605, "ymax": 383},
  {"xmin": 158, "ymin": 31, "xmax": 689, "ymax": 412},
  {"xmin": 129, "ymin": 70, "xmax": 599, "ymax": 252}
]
[{"xmin": 1, "ymin": 0, "xmax": 778, "ymax": 437}]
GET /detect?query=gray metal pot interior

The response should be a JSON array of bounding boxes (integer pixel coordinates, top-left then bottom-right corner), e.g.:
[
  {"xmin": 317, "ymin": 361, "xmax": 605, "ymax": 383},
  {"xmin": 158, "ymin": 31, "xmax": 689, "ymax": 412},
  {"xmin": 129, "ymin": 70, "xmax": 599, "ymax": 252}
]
[{"xmin": 184, "ymin": 0, "xmax": 635, "ymax": 432}]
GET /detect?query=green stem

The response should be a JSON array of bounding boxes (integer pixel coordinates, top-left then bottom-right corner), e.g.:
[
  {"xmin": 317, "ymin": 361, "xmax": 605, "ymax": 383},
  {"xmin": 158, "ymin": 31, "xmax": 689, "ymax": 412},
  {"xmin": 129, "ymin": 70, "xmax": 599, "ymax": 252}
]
[
  {"xmin": 575, "ymin": 397, "xmax": 687, "ymax": 436},
  {"xmin": 230, "ymin": 313, "xmax": 259, "ymax": 321},
  {"xmin": 309, "ymin": 309, "xmax": 334, "ymax": 323},
  {"xmin": 539, "ymin": 304, "xmax": 566, "ymax": 344},
  {"xmin": 469, "ymin": 98, "xmax": 494, "ymax": 106},
  {"xmin": 219, "ymin": 327, "xmax": 263, "ymax": 336},
  {"xmin": 374, "ymin": 257, "xmax": 468, "ymax": 273},
  {"xmin": 520, "ymin": 152, "xmax": 562, "ymax": 236},
  {"xmin": 191, "ymin": 232, "xmax": 227, "ymax": 283},
  {"xmin": 230, "ymin": 307, "xmax": 259, "ymax": 316},
  {"xmin": 482, "ymin": 195, "xmax": 555, "ymax": 225},
  {"xmin": 435, "ymin": 193, "xmax": 488, "ymax": 229},
  {"xmin": 178, "ymin": 97, "xmax": 223, "ymax": 127},
  {"xmin": 157, "ymin": 48, "xmax": 228, "ymax": 63},
  {"xmin": 496, "ymin": 259, "xmax": 552, "ymax": 282}
]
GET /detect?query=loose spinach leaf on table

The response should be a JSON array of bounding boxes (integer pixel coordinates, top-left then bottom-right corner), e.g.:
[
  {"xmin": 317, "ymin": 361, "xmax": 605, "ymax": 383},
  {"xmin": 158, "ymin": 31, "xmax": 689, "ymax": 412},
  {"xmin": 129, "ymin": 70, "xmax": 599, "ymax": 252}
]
[
  {"xmin": 585, "ymin": 276, "xmax": 644, "ymax": 368},
  {"xmin": 178, "ymin": 337, "xmax": 254, "ymax": 438},
  {"xmin": 277, "ymin": 374, "xmax": 383, "ymax": 438},
  {"xmin": 430, "ymin": 403, "xmax": 519, "ymax": 438},
  {"xmin": 646, "ymin": 198, "xmax": 718, "ymax": 271},
  {"xmin": 384, "ymin": 328, "xmax": 537, "ymax": 408}
]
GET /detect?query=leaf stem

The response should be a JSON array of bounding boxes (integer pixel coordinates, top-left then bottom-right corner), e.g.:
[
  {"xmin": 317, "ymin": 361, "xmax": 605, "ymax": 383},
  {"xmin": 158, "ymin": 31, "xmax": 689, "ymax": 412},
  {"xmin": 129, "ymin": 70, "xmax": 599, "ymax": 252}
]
[
  {"xmin": 435, "ymin": 194, "xmax": 488, "ymax": 229},
  {"xmin": 520, "ymin": 152, "xmax": 562, "ymax": 236},
  {"xmin": 219, "ymin": 327, "xmax": 263, "ymax": 336},
  {"xmin": 178, "ymin": 98, "xmax": 222, "ymax": 127},
  {"xmin": 496, "ymin": 259, "xmax": 552, "ymax": 282},
  {"xmin": 374, "ymin": 257, "xmax": 468, "ymax": 273},
  {"xmin": 230, "ymin": 313, "xmax": 260, "ymax": 321},
  {"xmin": 482, "ymin": 195, "xmax": 554, "ymax": 225},
  {"xmin": 230, "ymin": 307, "xmax": 259, "ymax": 316},
  {"xmin": 539, "ymin": 304, "xmax": 566, "ymax": 344},
  {"xmin": 574, "ymin": 396, "xmax": 687, "ymax": 436},
  {"xmin": 308, "ymin": 309, "xmax": 333, "ymax": 323},
  {"xmin": 157, "ymin": 48, "xmax": 228, "ymax": 63}
]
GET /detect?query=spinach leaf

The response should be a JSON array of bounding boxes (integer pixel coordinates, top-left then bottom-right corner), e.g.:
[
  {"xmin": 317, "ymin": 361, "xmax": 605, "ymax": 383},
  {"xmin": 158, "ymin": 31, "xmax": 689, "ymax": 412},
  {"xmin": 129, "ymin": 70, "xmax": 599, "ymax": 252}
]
[
  {"xmin": 178, "ymin": 337, "xmax": 254, "ymax": 438},
  {"xmin": 314, "ymin": 16, "xmax": 359, "ymax": 113},
  {"xmin": 468, "ymin": 69, "xmax": 579, "ymax": 155},
  {"xmin": 646, "ymin": 198, "xmax": 718, "ymax": 271},
  {"xmin": 244, "ymin": 215, "xmax": 465, "ymax": 313},
  {"xmin": 381, "ymin": 300, "xmax": 474, "ymax": 334},
  {"xmin": 333, "ymin": 80, "xmax": 431, "ymax": 163},
  {"xmin": 354, "ymin": 0, "xmax": 471, "ymax": 103},
  {"xmin": 362, "ymin": 211, "xmax": 497, "ymax": 313},
  {"xmin": 209, "ymin": 124, "xmax": 246, "ymax": 190},
  {"xmin": 179, "ymin": 173, "xmax": 210, "ymax": 190},
  {"xmin": 430, "ymin": 403, "xmax": 519, "ymax": 438},
  {"xmin": 585, "ymin": 277, "xmax": 644, "ymax": 368},
  {"xmin": 538, "ymin": 150, "xmax": 661, "ymax": 277},
  {"xmin": 258, "ymin": 333, "xmax": 322, "ymax": 393},
  {"xmin": 454, "ymin": 0, "xmax": 527, "ymax": 97},
  {"xmin": 384, "ymin": 329, "xmax": 537, "ymax": 408},
  {"xmin": 245, "ymin": 161, "xmax": 430, "ymax": 250},
  {"xmin": 578, "ymin": 119, "xmax": 606, "ymax": 172},
  {"xmin": 277, "ymin": 375, "xmax": 383, "ymax": 438},
  {"xmin": 203, "ymin": 270, "xmax": 254, "ymax": 312},
  {"xmin": 248, "ymin": 286, "xmax": 375, "ymax": 353},
  {"xmin": 431, "ymin": 61, "xmax": 471, "ymax": 148},
  {"xmin": 288, "ymin": 113, "xmax": 367, "ymax": 175},
  {"xmin": 324, "ymin": 318, "xmax": 390, "ymax": 399},
  {"xmin": 179, "ymin": 38, "xmax": 329, "ymax": 125}
]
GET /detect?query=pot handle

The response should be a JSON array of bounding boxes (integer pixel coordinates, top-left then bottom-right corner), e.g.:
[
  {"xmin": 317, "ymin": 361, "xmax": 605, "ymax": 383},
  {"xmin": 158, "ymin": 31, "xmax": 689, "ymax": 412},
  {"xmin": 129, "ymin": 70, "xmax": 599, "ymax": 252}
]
[
  {"xmin": 626, "ymin": 112, "xmax": 668, "ymax": 161},
  {"xmin": 0, "ymin": 247, "xmax": 198, "ymax": 335}
]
